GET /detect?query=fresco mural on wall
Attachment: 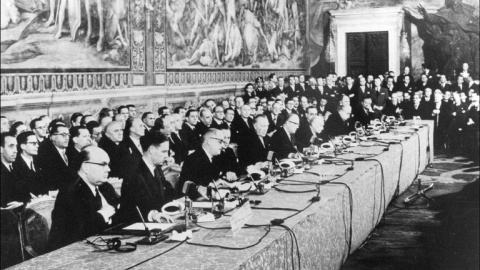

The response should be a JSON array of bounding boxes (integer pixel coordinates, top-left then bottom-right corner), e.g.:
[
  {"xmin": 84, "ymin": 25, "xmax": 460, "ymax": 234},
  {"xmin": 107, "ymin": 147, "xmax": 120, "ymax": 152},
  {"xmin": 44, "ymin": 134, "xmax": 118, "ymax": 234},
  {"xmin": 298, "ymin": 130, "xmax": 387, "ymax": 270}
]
[
  {"xmin": 1, "ymin": 0, "xmax": 131, "ymax": 70},
  {"xmin": 166, "ymin": 0, "xmax": 306, "ymax": 69}
]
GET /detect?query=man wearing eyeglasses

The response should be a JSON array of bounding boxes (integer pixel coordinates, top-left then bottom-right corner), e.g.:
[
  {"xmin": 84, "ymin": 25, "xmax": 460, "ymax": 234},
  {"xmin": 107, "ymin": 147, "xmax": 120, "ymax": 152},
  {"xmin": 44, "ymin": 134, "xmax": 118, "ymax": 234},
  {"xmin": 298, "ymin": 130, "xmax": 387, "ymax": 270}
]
[
  {"xmin": 13, "ymin": 131, "xmax": 48, "ymax": 197},
  {"xmin": 48, "ymin": 146, "xmax": 120, "ymax": 251},
  {"xmin": 30, "ymin": 118, "xmax": 47, "ymax": 146},
  {"xmin": 211, "ymin": 106, "xmax": 228, "ymax": 129},
  {"xmin": 37, "ymin": 124, "xmax": 76, "ymax": 191},
  {"xmin": 231, "ymin": 105, "xmax": 254, "ymax": 144},
  {"xmin": 178, "ymin": 129, "xmax": 230, "ymax": 200},
  {"xmin": 271, "ymin": 114, "xmax": 301, "ymax": 160}
]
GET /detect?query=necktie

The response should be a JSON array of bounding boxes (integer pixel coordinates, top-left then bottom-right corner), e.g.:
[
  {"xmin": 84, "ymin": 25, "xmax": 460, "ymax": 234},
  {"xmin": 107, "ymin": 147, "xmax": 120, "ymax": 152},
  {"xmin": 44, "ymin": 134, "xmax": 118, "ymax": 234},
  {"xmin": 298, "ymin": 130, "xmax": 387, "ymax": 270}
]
[
  {"xmin": 95, "ymin": 187, "xmax": 102, "ymax": 211},
  {"xmin": 259, "ymin": 136, "xmax": 265, "ymax": 148},
  {"xmin": 31, "ymin": 161, "xmax": 36, "ymax": 172},
  {"xmin": 154, "ymin": 168, "xmax": 165, "ymax": 199},
  {"xmin": 290, "ymin": 134, "xmax": 295, "ymax": 145},
  {"xmin": 415, "ymin": 104, "xmax": 418, "ymax": 110},
  {"xmin": 62, "ymin": 151, "xmax": 68, "ymax": 165},
  {"xmin": 176, "ymin": 133, "xmax": 182, "ymax": 141},
  {"xmin": 273, "ymin": 116, "xmax": 277, "ymax": 124},
  {"xmin": 9, "ymin": 164, "xmax": 13, "ymax": 172}
]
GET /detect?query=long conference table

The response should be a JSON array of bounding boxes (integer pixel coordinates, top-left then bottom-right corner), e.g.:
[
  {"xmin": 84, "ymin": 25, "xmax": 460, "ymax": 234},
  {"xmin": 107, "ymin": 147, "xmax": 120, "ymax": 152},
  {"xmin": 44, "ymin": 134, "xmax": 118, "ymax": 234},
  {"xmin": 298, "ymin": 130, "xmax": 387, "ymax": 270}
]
[{"xmin": 9, "ymin": 120, "xmax": 433, "ymax": 270}]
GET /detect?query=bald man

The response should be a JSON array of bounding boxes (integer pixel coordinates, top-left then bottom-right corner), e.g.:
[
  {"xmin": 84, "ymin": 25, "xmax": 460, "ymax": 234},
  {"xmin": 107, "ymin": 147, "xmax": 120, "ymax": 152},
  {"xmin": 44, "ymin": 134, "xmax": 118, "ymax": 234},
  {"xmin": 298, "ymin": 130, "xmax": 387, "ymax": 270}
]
[
  {"xmin": 48, "ymin": 146, "xmax": 120, "ymax": 251},
  {"xmin": 98, "ymin": 121, "xmax": 128, "ymax": 178}
]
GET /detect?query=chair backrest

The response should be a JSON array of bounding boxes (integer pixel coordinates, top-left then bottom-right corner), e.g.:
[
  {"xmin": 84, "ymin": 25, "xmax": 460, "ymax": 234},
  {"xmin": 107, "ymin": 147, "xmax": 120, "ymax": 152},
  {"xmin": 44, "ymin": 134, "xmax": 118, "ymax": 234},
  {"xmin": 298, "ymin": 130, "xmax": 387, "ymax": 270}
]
[
  {"xmin": 1, "ymin": 209, "xmax": 23, "ymax": 268},
  {"xmin": 23, "ymin": 198, "xmax": 56, "ymax": 257}
]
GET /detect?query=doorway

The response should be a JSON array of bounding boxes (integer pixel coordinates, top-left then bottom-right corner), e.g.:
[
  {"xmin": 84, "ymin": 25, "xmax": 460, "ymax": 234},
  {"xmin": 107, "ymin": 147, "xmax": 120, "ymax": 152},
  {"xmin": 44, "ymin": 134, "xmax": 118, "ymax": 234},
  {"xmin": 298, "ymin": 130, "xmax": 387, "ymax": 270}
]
[{"xmin": 346, "ymin": 31, "xmax": 389, "ymax": 77}]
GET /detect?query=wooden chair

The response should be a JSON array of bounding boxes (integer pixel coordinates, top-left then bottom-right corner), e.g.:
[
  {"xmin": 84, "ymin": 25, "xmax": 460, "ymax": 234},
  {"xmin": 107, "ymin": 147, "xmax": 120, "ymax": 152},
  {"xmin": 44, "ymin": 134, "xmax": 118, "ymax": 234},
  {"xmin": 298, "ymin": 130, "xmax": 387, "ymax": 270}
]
[
  {"xmin": 1, "ymin": 208, "xmax": 24, "ymax": 268},
  {"xmin": 22, "ymin": 198, "xmax": 56, "ymax": 257}
]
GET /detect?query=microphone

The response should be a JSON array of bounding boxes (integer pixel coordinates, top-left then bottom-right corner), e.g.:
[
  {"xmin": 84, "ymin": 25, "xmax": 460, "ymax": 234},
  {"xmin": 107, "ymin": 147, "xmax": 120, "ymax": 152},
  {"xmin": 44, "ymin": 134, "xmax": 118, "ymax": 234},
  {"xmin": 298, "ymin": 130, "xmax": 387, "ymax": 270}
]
[
  {"xmin": 267, "ymin": 151, "xmax": 274, "ymax": 161},
  {"xmin": 135, "ymin": 205, "xmax": 150, "ymax": 235},
  {"xmin": 182, "ymin": 181, "xmax": 196, "ymax": 195}
]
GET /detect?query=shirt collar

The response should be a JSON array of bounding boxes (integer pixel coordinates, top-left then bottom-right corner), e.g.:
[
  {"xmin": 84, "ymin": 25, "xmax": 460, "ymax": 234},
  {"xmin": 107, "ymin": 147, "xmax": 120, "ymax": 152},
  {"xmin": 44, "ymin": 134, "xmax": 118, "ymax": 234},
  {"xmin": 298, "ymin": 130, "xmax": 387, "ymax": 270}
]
[
  {"xmin": 21, "ymin": 153, "xmax": 33, "ymax": 166},
  {"xmin": 202, "ymin": 147, "xmax": 213, "ymax": 163},
  {"xmin": 2, "ymin": 161, "xmax": 12, "ymax": 171},
  {"xmin": 81, "ymin": 177, "xmax": 98, "ymax": 196},
  {"xmin": 54, "ymin": 145, "xmax": 66, "ymax": 155},
  {"xmin": 142, "ymin": 156, "xmax": 156, "ymax": 177}
]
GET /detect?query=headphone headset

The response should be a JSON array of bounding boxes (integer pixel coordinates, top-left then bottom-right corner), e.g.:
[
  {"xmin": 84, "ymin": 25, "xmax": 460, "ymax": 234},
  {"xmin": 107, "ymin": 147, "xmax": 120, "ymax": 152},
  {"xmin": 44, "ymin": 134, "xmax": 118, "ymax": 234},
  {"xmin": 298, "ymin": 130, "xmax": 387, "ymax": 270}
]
[{"xmin": 87, "ymin": 237, "xmax": 137, "ymax": 253}]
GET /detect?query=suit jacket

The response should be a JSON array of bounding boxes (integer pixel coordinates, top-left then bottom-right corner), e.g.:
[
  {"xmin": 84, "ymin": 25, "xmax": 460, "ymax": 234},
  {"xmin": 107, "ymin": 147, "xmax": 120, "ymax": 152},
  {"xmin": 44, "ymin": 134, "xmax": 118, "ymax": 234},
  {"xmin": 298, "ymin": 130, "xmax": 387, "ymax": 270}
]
[
  {"xmin": 294, "ymin": 83, "xmax": 306, "ymax": 97},
  {"xmin": 37, "ymin": 139, "xmax": 76, "ymax": 191},
  {"xmin": 120, "ymin": 136, "xmax": 143, "ymax": 165},
  {"xmin": 340, "ymin": 85, "xmax": 354, "ymax": 97},
  {"xmin": 178, "ymin": 147, "xmax": 221, "ymax": 199},
  {"xmin": 255, "ymin": 88, "xmax": 271, "ymax": 100},
  {"xmin": 414, "ymin": 80, "xmax": 435, "ymax": 92},
  {"xmin": 403, "ymin": 102, "xmax": 429, "ymax": 120},
  {"xmin": 238, "ymin": 130, "xmax": 271, "ymax": 168},
  {"xmin": 295, "ymin": 123, "xmax": 325, "ymax": 152},
  {"xmin": 324, "ymin": 111, "xmax": 354, "ymax": 137},
  {"xmin": 170, "ymin": 132, "xmax": 189, "ymax": 164},
  {"xmin": 12, "ymin": 155, "xmax": 48, "ymax": 197},
  {"xmin": 231, "ymin": 116, "xmax": 254, "ymax": 143},
  {"xmin": 397, "ymin": 82, "xmax": 414, "ymax": 93},
  {"xmin": 353, "ymin": 107, "xmax": 375, "ymax": 126},
  {"xmin": 119, "ymin": 160, "xmax": 177, "ymax": 223},
  {"xmin": 383, "ymin": 100, "xmax": 402, "ymax": 118},
  {"xmin": 271, "ymin": 86, "xmax": 286, "ymax": 97},
  {"xmin": 242, "ymin": 93, "xmax": 256, "ymax": 104},
  {"xmin": 270, "ymin": 127, "xmax": 298, "ymax": 160},
  {"xmin": 210, "ymin": 119, "xmax": 228, "ymax": 130},
  {"xmin": 98, "ymin": 137, "xmax": 128, "ymax": 178},
  {"xmin": 180, "ymin": 123, "xmax": 197, "ymax": 151},
  {"xmin": 438, "ymin": 83, "xmax": 451, "ymax": 93},
  {"xmin": 48, "ymin": 177, "xmax": 120, "ymax": 251},
  {"xmin": 431, "ymin": 101, "xmax": 451, "ymax": 130},
  {"xmin": 370, "ymin": 87, "xmax": 389, "ymax": 108},
  {"xmin": 66, "ymin": 145, "xmax": 81, "ymax": 167},
  {"xmin": 421, "ymin": 97, "xmax": 435, "ymax": 114},
  {"xmin": 284, "ymin": 86, "xmax": 295, "ymax": 99},
  {"xmin": 1, "ymin": 163, "xmax": 31, "ymax": 207},
  {"xmin": 396, "ymin": 74, "xmax": 414, "ymax": 87},
  {"xmin": 195, "ymin": 122, "xmax": 210, "ymax": 138},
  {"xmin": 266, "ymin": 111, "xmax": 284, "ymax": 133},
  {"xmin": 213, "ymin": 147, "xmax": 241, "ymax": 175},
  {"xmin": 352, "ymin": 85, "xmax": 373, "ymax": 108}
]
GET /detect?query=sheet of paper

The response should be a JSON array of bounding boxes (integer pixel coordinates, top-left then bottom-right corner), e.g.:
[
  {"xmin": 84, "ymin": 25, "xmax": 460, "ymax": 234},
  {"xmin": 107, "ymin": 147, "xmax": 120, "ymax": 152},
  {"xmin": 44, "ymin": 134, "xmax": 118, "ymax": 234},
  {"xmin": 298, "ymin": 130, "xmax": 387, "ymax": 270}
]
[
  {"xmin": 123, "ymin": 223, "xmax": 174, "ymax": 231},
  {"xmin": 230, "ymin": 202, "xmax": 252, "ymax": 236}
]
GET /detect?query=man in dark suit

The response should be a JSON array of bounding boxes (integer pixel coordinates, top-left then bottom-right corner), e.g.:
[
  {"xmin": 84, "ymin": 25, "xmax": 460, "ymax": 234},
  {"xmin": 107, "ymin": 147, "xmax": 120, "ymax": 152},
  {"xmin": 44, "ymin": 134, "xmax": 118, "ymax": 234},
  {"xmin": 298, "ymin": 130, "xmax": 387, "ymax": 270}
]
[
  {"xmin": 266, "ymin": 102, "xmax": 284, "ymax": 133},
  {"xmin": 48, "ymin": 146, "xmax": 120, "ymax": 251},
  {"xmin": 30, "ymin": 118, "xmax": 47, "ymax": 147},
  {"xmin": 415, "ymin": 74, "xmax": 435, "ymax": 92},
  {"xmin": 422, "ymin": 88, "xmax": 435, "ymax": 113},
  {"xmin": 119, "ymin": 132, "xmax": 178, "ymax": 223},
  {"xmin": 98, "ymin": 121, "xmax": 128, "ymax": 178},
  {"xmin": 178, "ymin": 129, "xmax": 227, "ymax": 200},
  {"xmin": 120, "ymin": 117, "xmax": 145, "ymax": 169},
  {"xmin": 211, "ymin": 106, "xmax": 229, "ymax": 130},
  {"xmin": 169, "ymin": 113, "xmax": 189, "ymax": 165},
  {"xmin": 396, "ymin": 66, "xmax": 414, "ymax": 88},
  {"xmin": 141, "ymin": 112, "xmax": 156, "ymax": 134},
  {"xmin": 181, "ymin": 109, "xmax": 199, "ymax": 151},
  {"xmin": 431, "ymin": 92, "xmax": 451, "ymax": 152},
  {"xmin": 438, "ymin": 75, "xmax": 451, "ymax": 93},
  {"xmin": 238, "ymin": 115, "xmax": 272, "ymax": 168},
  {"xmin": 213, "ymin": 128, "xmax": 242, "ymax": 177},
  {"xmin": 37, "ymin": 124, "xmax": 76, "ymax": 191},
  {"xmin": 271, "ymin": 77, "xmax": 286, "ymax": 98},
  {"xmin": 231, "ymin": 105, "xmax": 254, "ymax": 143},
  {"xmin": 13, "ymin": 131, "xmax": 48, "ymax": 197},
  {"xmin": 295, "ymin": 115, "xmax": 326, "ymax": 152},
  {"xmin": 67, "ymin": 126, "xmax": 92, "ymax": 165},
  {"xmin": 1, "ymin": 133, "xmax": 31, "ymax": 208},
  {"xmin": 352, "ymin": 76, "xmax": 372, "ymax": 109},
  {"xmin": 196, "ymin": 108, "xmax": 213, "ymax": 139},
  {"xmin": 340, "ymin": 75, "xmax": 355, "ymax": 99},
  {"xmin": 451, "ymin": 75, "xmax": 469, "ymax": 94},
  {"xmin": 271, "ymin": 114, "xmax": 301, "ymax": 160},
  {"xmin": 294, "ymin": 74, "xmax": 307, "ymax": 97},
  {"xmin": 281, "ymin": 98, "xmax": 297, "ymax": 120},
  {"xmin": 285, "ymin": 76, "xmax": 297, "ymax": 99},
  {"xmin": 383, "ymin": 92, "xmax": 403, "ymax": 118},
  {"xmin": 397, "ymin": 75, "xmax": 414, "ymax": 93},
  {"xmin": 324, "ymin": 97, "xmax": 355, "ymax": 137},
  {"xmin": 403, "ymin": 93, "xmax": 429, "ymax": 120},
  {"xmin": 371, "ymin": 77, "xmax": 390, "ymax": 118},
  {"xmin": 353, "ymin": 97, "xmax": 376, "ymax": 126},
  {"xmin": 465, "ymin": 93, "xmax": 479, "ymax": 164}
]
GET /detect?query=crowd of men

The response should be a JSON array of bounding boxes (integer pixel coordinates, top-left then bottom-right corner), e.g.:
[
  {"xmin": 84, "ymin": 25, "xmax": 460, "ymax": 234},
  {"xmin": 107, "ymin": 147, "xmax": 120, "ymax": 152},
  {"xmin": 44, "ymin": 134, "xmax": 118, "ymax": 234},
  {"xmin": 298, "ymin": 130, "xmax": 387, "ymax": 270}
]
[{"xmin": 1, "ymin": 64, "xmax": 479, "ymax": 254}]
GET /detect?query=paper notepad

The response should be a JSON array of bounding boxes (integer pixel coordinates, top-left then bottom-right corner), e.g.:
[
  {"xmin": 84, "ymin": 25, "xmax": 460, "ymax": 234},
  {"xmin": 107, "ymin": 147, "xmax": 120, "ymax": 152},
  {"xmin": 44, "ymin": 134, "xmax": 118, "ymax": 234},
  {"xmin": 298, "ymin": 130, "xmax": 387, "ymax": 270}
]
[{"xmin": 123, "ymin": 223, "xmax": 175, "ymax": 231}]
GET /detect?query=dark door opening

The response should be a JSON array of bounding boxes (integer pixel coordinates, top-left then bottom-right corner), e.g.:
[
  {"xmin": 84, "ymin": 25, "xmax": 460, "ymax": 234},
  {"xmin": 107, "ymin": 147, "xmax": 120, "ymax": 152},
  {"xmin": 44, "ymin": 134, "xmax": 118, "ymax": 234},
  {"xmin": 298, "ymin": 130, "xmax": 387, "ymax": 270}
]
[{"xmin": 347, "ymin": 31, "xmax": 388, "ymax": 77}]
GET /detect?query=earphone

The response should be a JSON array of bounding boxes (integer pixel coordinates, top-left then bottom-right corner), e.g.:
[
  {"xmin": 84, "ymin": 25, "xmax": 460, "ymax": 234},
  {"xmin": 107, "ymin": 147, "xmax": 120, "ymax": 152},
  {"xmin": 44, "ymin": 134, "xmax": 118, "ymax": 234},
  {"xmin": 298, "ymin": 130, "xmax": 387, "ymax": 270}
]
[{"xmin": 87, "ymin": 237, "xmax": 137, "ymax": 253}]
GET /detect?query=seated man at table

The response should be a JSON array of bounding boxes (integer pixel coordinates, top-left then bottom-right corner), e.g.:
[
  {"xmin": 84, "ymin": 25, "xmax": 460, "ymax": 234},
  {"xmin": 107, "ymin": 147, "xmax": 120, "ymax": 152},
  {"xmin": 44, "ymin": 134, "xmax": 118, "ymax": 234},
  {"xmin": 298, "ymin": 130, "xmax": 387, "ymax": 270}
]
[
  {"xmin": 324, "ymin": 96, "xmax": 355, "ymax": 137},
  {"xmin": 295, "ymin": 115, "xmax": 326, "ymax": 152},
  {"xmin": 48, "ymin": 146, "xmax": 120, "ymax": 251},
  {"xmin": 178, "ymin": 129, "xmax": 230, "ymax": 200},
  {"xmin": 271, "ymin": 114, "xmax": 301, "ymax": 160},
  {"xmin": 213, "ymin": 128, "xmax": 242, "ymax": 179},
  {"xmin": 238, "ymin": 115, "xmax": 272, "ymax": 168},
  {"xmin": 119, "ymin": 132, "xmax": 177, "ymax": 224}
]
